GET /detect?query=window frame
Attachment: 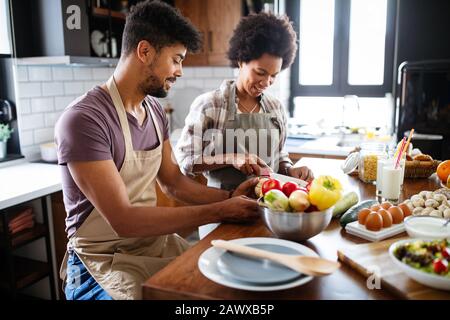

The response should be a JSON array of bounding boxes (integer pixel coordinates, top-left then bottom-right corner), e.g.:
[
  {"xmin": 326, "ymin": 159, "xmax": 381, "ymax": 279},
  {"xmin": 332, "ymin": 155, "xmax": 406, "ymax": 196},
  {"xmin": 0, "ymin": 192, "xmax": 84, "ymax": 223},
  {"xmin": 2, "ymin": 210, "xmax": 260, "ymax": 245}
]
[{"xmin": 288, "ymin": 0, "xmax": 397, "ymax": 112}]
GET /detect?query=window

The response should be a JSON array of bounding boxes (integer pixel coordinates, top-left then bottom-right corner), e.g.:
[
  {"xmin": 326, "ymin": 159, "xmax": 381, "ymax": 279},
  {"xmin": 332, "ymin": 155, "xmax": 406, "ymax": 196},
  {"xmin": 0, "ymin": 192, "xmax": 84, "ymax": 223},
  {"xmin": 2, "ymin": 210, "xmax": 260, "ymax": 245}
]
[
  {"xmin": 0, "ymin": 0, "xmax": 11, "ymax": 55},
  {"xmin": 288, "ymin": 0, "xmax": 396, "ymax": 111}
]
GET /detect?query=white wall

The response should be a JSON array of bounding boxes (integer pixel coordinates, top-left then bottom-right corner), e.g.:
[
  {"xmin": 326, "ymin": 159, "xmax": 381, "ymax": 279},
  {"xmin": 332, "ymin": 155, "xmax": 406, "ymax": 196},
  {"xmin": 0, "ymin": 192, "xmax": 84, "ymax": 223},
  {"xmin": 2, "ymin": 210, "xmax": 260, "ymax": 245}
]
[{"xmin": 13, "ymin": 64, "xmax": 291, "ymax": 160}]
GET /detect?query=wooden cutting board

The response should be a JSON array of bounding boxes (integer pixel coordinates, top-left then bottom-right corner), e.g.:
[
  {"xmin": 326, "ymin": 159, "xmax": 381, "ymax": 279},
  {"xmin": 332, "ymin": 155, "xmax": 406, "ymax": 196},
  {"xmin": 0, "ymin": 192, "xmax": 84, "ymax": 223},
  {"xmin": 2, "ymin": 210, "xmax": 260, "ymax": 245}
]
[{"xmin": 337, "ymin": 237, "xmax": 450, "ymax": 300}]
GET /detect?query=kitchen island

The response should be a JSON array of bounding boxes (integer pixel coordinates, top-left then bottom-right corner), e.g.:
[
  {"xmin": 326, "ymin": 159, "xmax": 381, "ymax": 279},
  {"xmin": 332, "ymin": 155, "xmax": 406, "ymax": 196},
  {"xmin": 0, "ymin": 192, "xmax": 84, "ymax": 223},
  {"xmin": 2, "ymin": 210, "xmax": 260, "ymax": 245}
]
[{"xmin": 142, "ymin": 157, "xmax": 447, "ymax": 300}]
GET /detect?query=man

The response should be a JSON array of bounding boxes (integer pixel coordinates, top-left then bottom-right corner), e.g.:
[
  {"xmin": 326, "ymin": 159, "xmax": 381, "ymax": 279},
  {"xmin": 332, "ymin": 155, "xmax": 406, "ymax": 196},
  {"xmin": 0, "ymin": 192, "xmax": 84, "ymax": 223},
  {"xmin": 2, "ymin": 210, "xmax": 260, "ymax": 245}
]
[{"xmin": 55, "ymin": 0, "xmax": 259, "ymax": 300}]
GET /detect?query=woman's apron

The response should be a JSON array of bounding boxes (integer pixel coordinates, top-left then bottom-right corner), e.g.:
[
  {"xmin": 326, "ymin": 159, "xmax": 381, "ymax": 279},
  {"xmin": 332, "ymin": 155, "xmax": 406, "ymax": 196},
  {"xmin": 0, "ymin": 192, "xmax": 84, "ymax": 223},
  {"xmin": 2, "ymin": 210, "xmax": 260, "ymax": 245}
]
[
  {"xmin": 199, "ymin": 83, "xmax": 281, "ymax": 238},
  {"xmin": 59, "ymin": 76, "xmax": 190, "ymax": 300}
]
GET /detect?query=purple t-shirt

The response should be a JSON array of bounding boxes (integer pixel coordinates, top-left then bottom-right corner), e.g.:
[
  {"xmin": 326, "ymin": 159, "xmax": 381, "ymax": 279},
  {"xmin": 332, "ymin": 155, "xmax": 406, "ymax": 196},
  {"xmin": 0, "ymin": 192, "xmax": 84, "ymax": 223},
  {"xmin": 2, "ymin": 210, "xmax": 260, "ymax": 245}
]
[{"xmin": 55, "ymin": 86, "xmax": 169, "ymax": 238}]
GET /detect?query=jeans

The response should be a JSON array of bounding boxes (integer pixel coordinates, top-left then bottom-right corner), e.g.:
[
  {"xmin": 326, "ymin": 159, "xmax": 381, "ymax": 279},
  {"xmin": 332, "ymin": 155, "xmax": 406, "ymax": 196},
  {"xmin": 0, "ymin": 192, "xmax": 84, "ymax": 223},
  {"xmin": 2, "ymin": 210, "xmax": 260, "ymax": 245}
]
[{"xmin": 65, "ymin": 251, "xmax": 113, "ymax": 300}]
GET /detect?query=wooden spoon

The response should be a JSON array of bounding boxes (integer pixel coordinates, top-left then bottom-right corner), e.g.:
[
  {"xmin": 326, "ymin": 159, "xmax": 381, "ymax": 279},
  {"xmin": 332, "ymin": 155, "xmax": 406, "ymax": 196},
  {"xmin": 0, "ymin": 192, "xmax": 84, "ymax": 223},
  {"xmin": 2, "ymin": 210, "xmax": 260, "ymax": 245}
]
[{"xmin": 211, "ymin": 239, "xmax": 340, "ymax": 277}]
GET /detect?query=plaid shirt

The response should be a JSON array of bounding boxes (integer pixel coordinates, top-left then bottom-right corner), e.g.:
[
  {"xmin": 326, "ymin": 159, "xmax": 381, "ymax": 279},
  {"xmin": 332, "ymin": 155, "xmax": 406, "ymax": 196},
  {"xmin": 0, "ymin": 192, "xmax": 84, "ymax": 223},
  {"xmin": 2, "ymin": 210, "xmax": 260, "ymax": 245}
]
[{"xmin": 174, "ymin": 79, "xmax": 292, "ymax": 176}]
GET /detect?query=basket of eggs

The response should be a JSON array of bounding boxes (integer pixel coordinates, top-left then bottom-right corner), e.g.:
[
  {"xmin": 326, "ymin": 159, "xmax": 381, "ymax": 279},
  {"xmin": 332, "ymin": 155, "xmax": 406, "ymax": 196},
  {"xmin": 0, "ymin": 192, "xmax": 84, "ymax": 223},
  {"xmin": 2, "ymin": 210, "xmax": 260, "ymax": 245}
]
[{"xmin": 404, "ymin": 154, "xmax": 441, "ymax": 179}]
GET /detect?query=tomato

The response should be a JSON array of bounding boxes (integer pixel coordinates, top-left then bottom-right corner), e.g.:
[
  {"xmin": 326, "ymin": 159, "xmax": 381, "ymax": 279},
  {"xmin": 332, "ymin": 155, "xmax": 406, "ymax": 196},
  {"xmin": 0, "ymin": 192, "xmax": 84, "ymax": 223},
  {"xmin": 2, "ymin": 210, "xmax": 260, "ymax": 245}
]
[
  {"xmin": 305, "ymin": 181, "xmax": 312, "ymax": 193},
  {"xmin": 442, "ymin": 247, "xmax": 450, "ymax": 259},
  {"xmin": 433, "ymin": 258, "xmax": 448, "ymax": 274},
  {"xmin": 281, "ymin": 182, "xmax": 300, "ymax": 197},
  {"xmin": 261, "ymin": 179, "xmax": 282, "ymax": 195}
]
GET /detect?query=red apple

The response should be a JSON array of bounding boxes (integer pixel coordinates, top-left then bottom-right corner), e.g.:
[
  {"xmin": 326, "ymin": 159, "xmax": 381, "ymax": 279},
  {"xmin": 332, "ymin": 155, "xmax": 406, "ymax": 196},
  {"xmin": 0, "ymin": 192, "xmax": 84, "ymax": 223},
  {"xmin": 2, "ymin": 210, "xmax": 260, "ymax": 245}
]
[
  {"xmin": 261, "ymin": 179, "xmax": 282, "ymax": 195},
  {"xmin": 282, "ymin": 182, "xmax": 300, "ymax": 197}
]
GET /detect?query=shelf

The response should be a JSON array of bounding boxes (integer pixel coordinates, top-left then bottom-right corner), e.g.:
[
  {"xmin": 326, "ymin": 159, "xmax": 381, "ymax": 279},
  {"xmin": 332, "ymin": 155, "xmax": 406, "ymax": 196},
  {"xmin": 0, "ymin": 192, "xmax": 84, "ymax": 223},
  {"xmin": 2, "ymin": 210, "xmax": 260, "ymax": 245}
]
[
  {"xmin": 0, "ymin": 223, "xmax": 48, "ymax": 249},
  {"xmin": 92, "ymin": 7, "xmax": 126, "ymax": 20},
  {"xmin": 0, "ymin": 256, "xmax": 50, "ymax": 290}
]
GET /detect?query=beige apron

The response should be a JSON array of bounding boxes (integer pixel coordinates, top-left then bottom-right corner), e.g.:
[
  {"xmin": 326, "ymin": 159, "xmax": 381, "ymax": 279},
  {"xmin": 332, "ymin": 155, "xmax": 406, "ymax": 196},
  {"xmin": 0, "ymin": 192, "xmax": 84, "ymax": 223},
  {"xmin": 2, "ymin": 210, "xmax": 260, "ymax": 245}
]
[{"xmin": 60, "ymin": 76, "xmax": 190, "ymax": 300}]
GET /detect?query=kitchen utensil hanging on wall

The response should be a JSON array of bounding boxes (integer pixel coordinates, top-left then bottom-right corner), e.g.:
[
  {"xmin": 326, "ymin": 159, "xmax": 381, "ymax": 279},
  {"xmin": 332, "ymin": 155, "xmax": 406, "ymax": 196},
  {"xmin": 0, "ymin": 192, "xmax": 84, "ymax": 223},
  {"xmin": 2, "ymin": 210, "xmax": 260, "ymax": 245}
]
[{"xmin": 0, "ymin": 99, "xmax": 15, "ymax": 123}]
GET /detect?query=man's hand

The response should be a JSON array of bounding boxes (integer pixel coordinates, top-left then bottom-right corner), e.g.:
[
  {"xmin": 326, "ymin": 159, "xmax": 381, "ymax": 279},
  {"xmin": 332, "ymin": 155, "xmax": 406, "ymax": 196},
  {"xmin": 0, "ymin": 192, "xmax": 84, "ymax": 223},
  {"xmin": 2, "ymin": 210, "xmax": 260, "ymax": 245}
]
[
  {"xmin": 219, "ymin": 196, "xmax": 260, "ymax": 223},
  {"xmin": 227, "ymin": 153, "xmax": 272, "ymax": 176},
  {"xmin": 232, "ymin": 177, "xmax": 259, "ymax": 198},
  {"xmin": 288, "ymin": 166, "xmax": 314, "ymax": 182}
]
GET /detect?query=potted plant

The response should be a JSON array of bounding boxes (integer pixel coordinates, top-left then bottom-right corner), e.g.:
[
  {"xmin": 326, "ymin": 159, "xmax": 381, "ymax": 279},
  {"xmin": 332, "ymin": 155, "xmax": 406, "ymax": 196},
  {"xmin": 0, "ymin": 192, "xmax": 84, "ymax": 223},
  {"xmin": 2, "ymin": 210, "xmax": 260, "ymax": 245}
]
[{"xmin": 0, "ymin": 123, "xmax": 13, "ymax": 159}]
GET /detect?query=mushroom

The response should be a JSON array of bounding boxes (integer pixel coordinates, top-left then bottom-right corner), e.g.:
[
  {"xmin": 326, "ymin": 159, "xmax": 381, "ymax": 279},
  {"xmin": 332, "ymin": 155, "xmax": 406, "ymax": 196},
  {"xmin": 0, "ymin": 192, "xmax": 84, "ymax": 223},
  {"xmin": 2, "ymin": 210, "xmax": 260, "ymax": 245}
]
[
  {"xmin": 412, "ymin": 207, "xmax": 424, "ymax": 216},
  {"xmin": 412, "ymin": 197, "xmax": 425, "ymax": 208},
  {"xmin": 430, "ymin": 210, "xmax": 443, "ymax": 218},
  {"xmin": 444, "ymin": 208, "xmax": 450, "ymax": 219},
  {"xmin": 425, "ymin": 199, "xmax": 439, "ymax": 208},
  {"xmin": 433, "ymin": 193, "xmax": 447, "ymax": 203}
]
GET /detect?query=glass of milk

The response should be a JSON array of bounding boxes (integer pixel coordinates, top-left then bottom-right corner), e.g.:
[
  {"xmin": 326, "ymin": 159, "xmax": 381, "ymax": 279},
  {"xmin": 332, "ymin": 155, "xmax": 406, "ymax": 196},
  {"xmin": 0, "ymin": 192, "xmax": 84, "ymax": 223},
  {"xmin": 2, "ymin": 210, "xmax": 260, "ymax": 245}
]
[
  {"xmin": 376, "ymin": 157, "xmax": 391, "ymax": 198},
  {"xmin": 382, "ymin": 164, "xmax": 403, "ymax": 204}
]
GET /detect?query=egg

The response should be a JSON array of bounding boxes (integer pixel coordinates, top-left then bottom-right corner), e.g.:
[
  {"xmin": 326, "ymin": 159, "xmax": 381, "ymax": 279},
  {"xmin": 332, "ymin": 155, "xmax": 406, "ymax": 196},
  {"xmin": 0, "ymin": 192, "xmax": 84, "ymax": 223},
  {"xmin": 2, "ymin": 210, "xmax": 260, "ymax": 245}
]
[
  {"xmin": 388, "ymin": 206, "xmax": 404, "ymax": 224},
  {"xmin": 358, "ymin": 208, "xmax": 372, "ymax": 225},
  {"xmin": 398, "ymin": 203, "xmax": 412, "ymax": 217},
  {"xmin": 380, "ymin": 202, "xmax": 392, "ymax": 210},
  {"xmin": 365, "ymin": 212, "xmax": 383, "ymax": 231},
  {"xmin": 370, "ymin": 204, "xmax": 381, "ymax": 211},
  {"xmin": 378, "ymin": 209, "xmax": 393, "ymax": 228}
]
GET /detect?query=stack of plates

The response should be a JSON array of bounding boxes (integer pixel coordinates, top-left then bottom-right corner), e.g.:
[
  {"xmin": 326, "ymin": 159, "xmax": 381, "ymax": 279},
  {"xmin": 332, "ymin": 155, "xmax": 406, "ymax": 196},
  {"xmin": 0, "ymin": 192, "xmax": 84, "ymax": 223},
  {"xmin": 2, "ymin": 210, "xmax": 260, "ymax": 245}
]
[{"xmin": 198, "ymin": 237, "xmax": 317, "ymax": 291}]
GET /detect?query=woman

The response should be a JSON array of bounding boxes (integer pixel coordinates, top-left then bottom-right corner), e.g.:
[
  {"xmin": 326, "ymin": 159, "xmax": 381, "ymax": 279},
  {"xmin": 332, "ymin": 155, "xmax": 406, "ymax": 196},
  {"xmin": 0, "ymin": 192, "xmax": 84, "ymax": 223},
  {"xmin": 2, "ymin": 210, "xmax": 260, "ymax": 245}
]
[{"xmin": 175, "ymin": 13, "xmax": 313, "ymax": 236}]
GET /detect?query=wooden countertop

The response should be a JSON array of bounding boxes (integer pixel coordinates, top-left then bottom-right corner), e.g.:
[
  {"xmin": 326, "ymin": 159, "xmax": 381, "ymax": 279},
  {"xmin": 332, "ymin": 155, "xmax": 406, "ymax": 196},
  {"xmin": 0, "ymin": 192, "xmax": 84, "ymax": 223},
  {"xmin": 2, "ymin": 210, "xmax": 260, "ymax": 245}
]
[{"xmin": 142, "ymin": 158, "xmax": 444, "ymax": 300}]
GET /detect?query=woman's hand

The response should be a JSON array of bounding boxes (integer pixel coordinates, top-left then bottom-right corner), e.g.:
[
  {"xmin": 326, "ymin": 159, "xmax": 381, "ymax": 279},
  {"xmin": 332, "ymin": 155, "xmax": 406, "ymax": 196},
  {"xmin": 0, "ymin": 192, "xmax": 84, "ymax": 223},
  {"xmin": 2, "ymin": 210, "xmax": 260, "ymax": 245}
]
[
  {"xmin": 227, "ymin": 153, "xmax": 272, "ymax": 176},
  {"xmin": 232, "ymin": 177, "xmax": 259, "ymax": 198},
  {"xmin": 288, "ymin": 166, "xmax": 314, "ymax": 182}
]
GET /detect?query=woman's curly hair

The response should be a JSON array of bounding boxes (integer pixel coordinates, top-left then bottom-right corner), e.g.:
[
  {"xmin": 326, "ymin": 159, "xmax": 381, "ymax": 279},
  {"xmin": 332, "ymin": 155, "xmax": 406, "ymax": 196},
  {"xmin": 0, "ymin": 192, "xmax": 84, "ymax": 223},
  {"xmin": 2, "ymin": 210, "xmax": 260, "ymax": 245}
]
[
  {"xmin": 227, "ymin": 13, "xmax": 298, "ymax": 70},
  {"xmin": 122, "ymin": 0, "xmax": 202, "ymax": 55}
]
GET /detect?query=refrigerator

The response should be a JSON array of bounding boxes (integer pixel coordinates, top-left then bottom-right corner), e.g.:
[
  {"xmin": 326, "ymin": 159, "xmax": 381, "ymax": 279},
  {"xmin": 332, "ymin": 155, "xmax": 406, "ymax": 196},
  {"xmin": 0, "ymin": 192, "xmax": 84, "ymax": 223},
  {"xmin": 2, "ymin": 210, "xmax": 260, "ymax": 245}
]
[{"xmin": 396, "ymin": 60, "xmax": 450, "ymax": 160}]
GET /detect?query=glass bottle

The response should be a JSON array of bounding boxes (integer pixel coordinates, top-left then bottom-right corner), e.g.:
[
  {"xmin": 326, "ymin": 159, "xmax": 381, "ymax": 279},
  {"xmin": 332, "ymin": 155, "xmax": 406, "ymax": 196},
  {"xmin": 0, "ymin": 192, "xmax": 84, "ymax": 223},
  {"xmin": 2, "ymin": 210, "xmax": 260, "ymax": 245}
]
[{"xmin": 358, "ymin": 143, "xmax": 387, "ymax": 184}]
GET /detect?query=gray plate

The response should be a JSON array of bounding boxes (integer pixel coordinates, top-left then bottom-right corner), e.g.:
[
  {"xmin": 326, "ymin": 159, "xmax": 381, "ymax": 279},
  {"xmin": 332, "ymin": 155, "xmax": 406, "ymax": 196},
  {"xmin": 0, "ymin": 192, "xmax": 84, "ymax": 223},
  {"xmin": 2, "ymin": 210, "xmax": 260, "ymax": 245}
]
[{"xmin": 216, "ymin": 243, "xmax": 302, "ymax": 285}]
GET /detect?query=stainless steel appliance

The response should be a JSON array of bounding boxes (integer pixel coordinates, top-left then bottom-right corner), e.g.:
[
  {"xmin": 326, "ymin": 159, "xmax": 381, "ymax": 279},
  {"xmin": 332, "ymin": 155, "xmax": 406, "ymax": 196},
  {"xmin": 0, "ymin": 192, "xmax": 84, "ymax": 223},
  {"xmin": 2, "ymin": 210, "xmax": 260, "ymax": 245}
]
[{"xmin": 396, "ymin": 60, "xmax": 450, "ymax": 160}]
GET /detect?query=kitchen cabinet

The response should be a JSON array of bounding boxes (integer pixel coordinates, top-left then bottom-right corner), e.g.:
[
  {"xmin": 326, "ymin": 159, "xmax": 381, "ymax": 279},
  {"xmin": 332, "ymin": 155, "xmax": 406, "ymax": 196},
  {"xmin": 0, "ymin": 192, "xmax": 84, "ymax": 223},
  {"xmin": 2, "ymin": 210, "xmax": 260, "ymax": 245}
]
[
  {"xmin": 9, "ymin": 0, "xmax": 124, "ymax": 64},
  {"xmin": 10, "ymin": 0, "xmax": 90, "ymax": 58},
  {"xmin": 0, "ymin": 198, "xmax": 56, "ymax": 299},
  {"xmin": 175, "ymin": 0, "xmax": 242, "ymax": 66}
]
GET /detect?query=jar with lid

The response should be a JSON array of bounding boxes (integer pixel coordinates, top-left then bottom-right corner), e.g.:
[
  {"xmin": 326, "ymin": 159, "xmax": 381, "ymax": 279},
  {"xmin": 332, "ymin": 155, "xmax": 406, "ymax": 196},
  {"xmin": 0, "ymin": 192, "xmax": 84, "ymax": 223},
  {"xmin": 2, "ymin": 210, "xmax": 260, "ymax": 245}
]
[{"xmin": 358, "ymin": 143, "xmax": 388, "ymax": 184}]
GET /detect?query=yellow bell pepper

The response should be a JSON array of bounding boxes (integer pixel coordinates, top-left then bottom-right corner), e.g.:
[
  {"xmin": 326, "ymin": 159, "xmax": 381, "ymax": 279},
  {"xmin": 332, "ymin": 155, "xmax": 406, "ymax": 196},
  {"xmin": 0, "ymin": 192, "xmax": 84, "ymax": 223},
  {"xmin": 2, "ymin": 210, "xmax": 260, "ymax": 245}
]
[{"xmin": 308, "ymin": 175, "xmax": 343, "ymax": 211}]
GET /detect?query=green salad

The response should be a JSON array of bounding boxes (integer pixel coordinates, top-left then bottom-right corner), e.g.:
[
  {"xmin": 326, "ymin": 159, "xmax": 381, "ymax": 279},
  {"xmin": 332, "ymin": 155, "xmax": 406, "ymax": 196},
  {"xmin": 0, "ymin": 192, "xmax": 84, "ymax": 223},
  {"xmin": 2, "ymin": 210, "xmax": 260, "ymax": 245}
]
[{"xmin": 394, "ymin": 239, "xmax": 450, "ymax": 277}]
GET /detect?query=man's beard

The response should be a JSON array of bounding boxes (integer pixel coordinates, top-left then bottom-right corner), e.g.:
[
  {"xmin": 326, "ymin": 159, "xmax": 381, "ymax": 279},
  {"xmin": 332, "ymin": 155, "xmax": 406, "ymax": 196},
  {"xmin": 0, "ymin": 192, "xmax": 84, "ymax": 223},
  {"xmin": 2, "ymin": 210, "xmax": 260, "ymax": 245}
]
[{"xmin": 139, "ymin": 73, "xmax": 168, "ymax": 98}]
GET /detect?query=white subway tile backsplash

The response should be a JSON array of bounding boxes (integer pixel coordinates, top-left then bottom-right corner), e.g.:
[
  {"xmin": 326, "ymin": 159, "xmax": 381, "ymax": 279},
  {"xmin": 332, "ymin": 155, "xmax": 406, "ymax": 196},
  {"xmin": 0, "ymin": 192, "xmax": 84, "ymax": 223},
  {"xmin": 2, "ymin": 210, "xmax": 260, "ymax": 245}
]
[
  {"xmin": 213, "ymin": 67, "xmax": 234, "ymax": 78},
  {"xmin": 202, "ymin": 78, "xmax": 223, "ymax": 90},
  {"xmin": 83, "ymin": 81, "xmax": 100, "ymax": 92},
  {"xmin": 92, "ymin": 67, "xmax": 113, "ymax": 80},
  {"xmin": 55, "ymin": 96, "xmax": 76, "ymax": 111},
  {"xmin": 17, "ymin": 82, "xmax": 42, "ymax": 98},
  {"xmin": 16, "ymin": 66, "xmax": 28, "ymax": 82},
  {"xmin": 64, "ymin": 81, "xmax": 84, "ymax": 95},
  {"xmin": 34, "ymin": 128, "xmax": 55, "ymax": 144},
  {"xmin": 14, "ymin": 65, "xmax": 291, "ymax": 161},
  {"xmin": 42, "ymin": 82, "xmax": 64, "ymax": 96},
  {"xmin": 28, "ymin": 66, "xmax": 52, "ymax": 81},
  {"xmin": 20, "ymin": 114, "xmax": 45, "ymax": 130},
  {"xmin": 20, "ymin": 145, "xmax": 41, "ymax": 161},
  {"xmin": 52, "ymin": 67, "xmax": 73, "ymax": 81},
  {"xmin": 194, "ymin": 67, "xmax": 213, "ymax": 78},
  {"xmin": 73, "ymin": 68, "xmax": 93, "ymax": 80},
  {"xmin": 44, "ymin": 112, "xmax": 62, "ymax": 127},
  {"xmin": 181, "ymin": 67, "xmax": 195, "ymax": 77},
  {"xmin": 31, "ymin": 97, "xmax": 54, "ymax": 113},
  {"xmin": 173, "ymin": 78, "xmax": 185, "ymax": 89},
  {"xmin": 184, "ymin": 79, "xmax": 204, "ymax": 88},
  {"xmin": 18, "ymin": 99, "xmax": 31, "ymax": 115},
  {"xmin": 19, "ymin": 130, "xmax": 34, "ymax": 147}
]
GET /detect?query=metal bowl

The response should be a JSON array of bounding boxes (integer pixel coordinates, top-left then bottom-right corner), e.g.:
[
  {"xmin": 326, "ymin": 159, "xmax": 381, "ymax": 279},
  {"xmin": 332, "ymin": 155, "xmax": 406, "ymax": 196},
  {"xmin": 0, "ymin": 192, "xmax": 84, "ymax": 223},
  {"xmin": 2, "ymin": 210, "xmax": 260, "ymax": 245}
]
[{"xmin": 259, "ymin": 202, "xmax": 333, "ymax": 242}]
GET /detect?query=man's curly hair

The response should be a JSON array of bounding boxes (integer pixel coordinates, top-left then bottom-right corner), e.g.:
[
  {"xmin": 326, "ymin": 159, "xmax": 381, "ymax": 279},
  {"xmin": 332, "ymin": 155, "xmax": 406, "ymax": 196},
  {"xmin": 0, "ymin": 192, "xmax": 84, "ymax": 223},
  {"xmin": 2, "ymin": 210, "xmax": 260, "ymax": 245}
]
[
  {"xmin": 122, "ymin": 0, "xmax": 202, "ymax": 56},
  {"xmin": 227, "ymin": 13, "xmax": 298, "ymax": 70}
]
